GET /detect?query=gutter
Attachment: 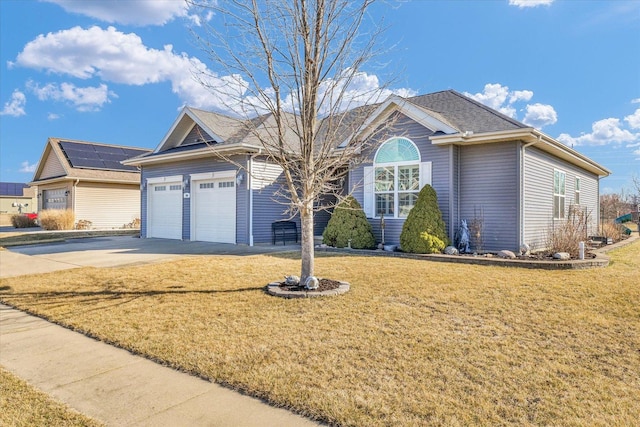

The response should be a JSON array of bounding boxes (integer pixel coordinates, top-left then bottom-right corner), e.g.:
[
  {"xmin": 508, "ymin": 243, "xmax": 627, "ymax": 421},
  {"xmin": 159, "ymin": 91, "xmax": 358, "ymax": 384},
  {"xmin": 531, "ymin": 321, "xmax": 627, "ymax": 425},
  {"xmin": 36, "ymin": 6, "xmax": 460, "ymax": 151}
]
[
  {"xmin": 431, "ymin": 128, "xmax": 611, "ymax": 177},
  {"xmin": 122, "ymin": 143, "xmax": 263, "ymax": 167}
]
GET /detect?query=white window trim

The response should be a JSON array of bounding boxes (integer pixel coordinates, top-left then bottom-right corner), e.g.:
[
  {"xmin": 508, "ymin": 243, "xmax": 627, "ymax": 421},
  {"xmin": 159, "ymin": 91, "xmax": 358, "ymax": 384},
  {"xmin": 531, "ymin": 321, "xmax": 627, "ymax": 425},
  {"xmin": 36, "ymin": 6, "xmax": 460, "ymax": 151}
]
[
  {"xmin": 553, "ymin": 169, "xmax": 566, "ymax": 220},
  {"xmin": 363, "ymin": 161, "xmax": 432, "ymax": 219},
  {"xmin": 574, "ymin": 176, "xmax": 581, "ymax": 205}
]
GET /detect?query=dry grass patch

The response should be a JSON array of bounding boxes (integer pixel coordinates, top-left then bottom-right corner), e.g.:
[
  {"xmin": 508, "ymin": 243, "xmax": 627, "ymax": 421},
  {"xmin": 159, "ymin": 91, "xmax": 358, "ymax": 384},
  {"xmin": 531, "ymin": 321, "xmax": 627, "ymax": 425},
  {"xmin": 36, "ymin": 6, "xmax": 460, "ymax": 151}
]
[
  {"xmin": 1, "ymin": 243, "xmax": 639, "ymax": 426},
  {"xmin": 0, "ymin": 367, "xmax": 103, "ymax": 426}
]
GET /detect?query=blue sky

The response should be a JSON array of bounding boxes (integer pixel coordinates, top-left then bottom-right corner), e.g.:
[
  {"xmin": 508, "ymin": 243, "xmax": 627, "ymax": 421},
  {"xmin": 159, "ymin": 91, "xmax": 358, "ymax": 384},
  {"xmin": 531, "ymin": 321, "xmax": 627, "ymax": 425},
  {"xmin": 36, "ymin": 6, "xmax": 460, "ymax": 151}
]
[{"xmin": 1, "ymin": 0, "xmax": 638, "ymax": 195}]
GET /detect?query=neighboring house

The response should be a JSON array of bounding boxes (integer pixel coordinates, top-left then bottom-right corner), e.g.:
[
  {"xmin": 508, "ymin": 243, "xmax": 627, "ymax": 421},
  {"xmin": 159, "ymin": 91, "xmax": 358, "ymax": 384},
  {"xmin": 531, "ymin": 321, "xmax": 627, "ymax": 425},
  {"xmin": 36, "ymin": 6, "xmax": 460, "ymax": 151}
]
[
  {"xmin": 0, "ymin": 182, "xmax": 37, "ymax": 226},
  {"xmin": 125, "ymin": 90, "xmax": 610, "ymax": 252},
  {"xmin": 30, "ymin": 138, "xmax": 151, "ymax": 229}
]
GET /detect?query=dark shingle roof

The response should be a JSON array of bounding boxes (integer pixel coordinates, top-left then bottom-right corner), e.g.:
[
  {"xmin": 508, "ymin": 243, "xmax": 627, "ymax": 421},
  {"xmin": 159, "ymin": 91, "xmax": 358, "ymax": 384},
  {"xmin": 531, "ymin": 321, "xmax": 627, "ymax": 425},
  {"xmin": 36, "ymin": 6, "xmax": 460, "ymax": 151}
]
[{"xmin": 407, "ymin": 90, "xmax": 528, "ymax": 133}]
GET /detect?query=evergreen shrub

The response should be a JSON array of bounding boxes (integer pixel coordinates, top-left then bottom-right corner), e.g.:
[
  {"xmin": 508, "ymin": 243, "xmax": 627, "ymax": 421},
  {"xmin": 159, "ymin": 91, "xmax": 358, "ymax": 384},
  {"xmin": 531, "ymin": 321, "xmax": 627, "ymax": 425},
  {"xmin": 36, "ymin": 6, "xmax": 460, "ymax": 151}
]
[
  {"xmin": 399, "ymin": 184, "xmax": 449, "ymax": 253},
  {"xmin": 323, "ymin": 196, "xmax": 376, "ymax": 249}
]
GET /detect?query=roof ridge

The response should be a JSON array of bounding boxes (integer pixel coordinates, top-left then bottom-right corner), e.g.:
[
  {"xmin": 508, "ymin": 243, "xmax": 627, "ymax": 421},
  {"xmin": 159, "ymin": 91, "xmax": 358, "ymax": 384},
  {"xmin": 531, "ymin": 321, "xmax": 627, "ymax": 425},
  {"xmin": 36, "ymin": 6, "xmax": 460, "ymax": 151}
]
[
  {"xmin": 447, "ymin": 90, "xmax": 528, "ymax": 130},
  {"xmin": 50, "ymin": 137, "xmax": 151, "ymax": 151}
]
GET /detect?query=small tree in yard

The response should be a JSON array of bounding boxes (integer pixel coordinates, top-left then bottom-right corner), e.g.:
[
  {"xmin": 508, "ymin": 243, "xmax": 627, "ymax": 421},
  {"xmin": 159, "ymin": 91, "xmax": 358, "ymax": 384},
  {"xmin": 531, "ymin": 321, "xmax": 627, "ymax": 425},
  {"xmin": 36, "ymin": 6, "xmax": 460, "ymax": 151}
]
[
  {"xmin": 399, "ymin": 184, "xmax": 449, "ymax": 254},
  {"xmin": 323, "ymin": 196, "xmax": 375, "ymax": 249},
  {"xmin": 189, "ymin": 0, "xmax": 397, "ymax": 281}
]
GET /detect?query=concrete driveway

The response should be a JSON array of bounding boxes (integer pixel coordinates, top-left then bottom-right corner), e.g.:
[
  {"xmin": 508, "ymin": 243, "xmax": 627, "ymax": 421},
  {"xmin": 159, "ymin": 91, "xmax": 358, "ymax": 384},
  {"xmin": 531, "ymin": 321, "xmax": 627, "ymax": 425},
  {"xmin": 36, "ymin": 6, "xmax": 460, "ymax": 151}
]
[{"xmin": 0, "ymin": 236, "xmax": 300, "ymax": 278}]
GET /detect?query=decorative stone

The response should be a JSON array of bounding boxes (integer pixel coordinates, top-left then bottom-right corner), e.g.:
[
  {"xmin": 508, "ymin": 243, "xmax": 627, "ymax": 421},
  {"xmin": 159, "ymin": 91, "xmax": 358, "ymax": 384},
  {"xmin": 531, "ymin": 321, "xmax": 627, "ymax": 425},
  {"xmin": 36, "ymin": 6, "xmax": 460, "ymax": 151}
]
[
  {"xmin": 519, "ymin": 243, "xmax": 531, "ymax": 256},
  {"xmin": 383, "ymin": 244, "xmax": 397, "ymax": 252},
  {"xmin": 553, "ymin": 252, "xmax": 571, "ymax": 260},
  {"xmin": 266, "ymin": 280, "xmax": 350, "ymax": 298},
  {"xmin": 497, "ymin": 250, "xmax": 516, "ymax": 259},
  {"xmin": 444, "ymin": 246, "xmax": 459, "ymax": 255},
  {"xmin": 284, "ymin": 275, "xmax": 300, "ymax": 285},
  {"xmin": 304, "ymin": 276, "xmax": 319, "ymax": 290}
]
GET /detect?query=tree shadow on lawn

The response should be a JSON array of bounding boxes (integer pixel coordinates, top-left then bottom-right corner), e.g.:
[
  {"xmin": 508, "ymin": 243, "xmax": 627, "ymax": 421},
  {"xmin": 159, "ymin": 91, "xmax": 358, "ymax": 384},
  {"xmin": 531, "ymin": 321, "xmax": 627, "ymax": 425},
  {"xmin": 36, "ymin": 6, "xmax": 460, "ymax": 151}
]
[{"xmin": 0, "ymin": 286, "xmax": 267, "ymax": 317}]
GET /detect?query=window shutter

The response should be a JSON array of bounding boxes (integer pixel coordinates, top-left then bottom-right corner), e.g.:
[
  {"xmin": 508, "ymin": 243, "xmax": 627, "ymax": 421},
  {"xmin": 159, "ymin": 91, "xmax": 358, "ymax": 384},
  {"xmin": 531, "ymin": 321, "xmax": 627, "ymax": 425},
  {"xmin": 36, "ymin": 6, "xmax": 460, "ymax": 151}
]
[
  {"xmin": 363, "ymin": 166, "xmax": 374, "ymax": 218},
  {"xmin": 419, "ymin": 162, "xmax": 432, "ymax": 188}
]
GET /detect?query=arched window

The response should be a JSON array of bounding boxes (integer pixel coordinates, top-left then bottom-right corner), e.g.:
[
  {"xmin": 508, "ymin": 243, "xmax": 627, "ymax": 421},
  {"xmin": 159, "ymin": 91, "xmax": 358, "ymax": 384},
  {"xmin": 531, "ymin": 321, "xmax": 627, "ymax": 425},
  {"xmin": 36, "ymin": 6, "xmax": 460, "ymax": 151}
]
[{"xmin": 366, "ymin": 137, "xmax": 428, "ymax": 218}]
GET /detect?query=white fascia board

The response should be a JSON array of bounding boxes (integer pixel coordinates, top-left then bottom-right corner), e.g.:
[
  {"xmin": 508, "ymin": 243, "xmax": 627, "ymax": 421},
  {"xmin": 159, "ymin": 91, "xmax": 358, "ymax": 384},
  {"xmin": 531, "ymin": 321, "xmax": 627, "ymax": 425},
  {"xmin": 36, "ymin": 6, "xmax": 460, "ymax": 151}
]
[
  {"xmin": 338, "ymin": 95, "xmax": 458, "ymax": 148},
  {"xmin": 431, "ymin": 128, "xmax": 611, "ymax": 177},
  {"xmin": 122, "ymin": 143, "xmax": 262, "ymax": 166}
]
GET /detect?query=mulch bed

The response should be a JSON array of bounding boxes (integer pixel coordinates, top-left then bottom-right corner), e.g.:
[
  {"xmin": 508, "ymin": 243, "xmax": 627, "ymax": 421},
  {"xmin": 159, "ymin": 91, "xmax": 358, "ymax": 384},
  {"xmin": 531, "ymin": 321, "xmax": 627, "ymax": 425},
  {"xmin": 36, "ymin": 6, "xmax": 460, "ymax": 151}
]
[{"xmin": 277, "ymin": 278, "xmax": 342, "ymax": 293}]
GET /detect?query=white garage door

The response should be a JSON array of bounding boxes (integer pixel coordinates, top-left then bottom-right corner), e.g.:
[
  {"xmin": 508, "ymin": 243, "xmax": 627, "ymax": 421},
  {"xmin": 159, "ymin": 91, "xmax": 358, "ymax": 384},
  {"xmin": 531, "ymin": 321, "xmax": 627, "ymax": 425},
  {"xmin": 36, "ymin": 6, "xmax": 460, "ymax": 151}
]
[
  {"xmin": 147, "ymin": 182, "xmax": 182, "ymax": 239},
  {"xmin": 192, "ymin": 178, "xmax": 236, "ymax": 243},
  {"xmin": 43, "ymin": 188, "xmax": 67, "ymax": 210}
]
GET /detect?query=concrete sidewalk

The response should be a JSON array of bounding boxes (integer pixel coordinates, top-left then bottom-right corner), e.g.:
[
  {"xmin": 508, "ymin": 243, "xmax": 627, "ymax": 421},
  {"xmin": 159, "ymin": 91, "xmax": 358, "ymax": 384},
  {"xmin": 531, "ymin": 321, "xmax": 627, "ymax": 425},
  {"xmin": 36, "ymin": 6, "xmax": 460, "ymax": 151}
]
[
  {"xmin": 0, "ymin": 237, "xmax": 316, "ymax": 426},
  {"xmin": 0, "ymin": 304, "xmax": 320, "ymax": 426}
]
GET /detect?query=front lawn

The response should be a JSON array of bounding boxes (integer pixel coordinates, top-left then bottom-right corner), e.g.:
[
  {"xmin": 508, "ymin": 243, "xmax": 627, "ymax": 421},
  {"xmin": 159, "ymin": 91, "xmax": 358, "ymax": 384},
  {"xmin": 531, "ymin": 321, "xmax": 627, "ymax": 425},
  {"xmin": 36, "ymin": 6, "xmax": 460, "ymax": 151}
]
[{"xmin": 1, "ymin": 242, "xmax": 639, "ymax": 426}]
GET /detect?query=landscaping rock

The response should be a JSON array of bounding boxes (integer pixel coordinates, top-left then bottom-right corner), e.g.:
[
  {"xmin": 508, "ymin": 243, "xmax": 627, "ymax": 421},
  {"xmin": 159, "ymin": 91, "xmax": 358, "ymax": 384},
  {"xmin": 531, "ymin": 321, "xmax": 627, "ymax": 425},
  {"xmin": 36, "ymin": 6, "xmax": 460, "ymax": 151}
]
[
  {"xmin": 553, "ymin": 252, "xmax": 571, "ymax": 260},
  {"xmin": 497, "ymin": 250, "xmax": 516, "ymax": 259},
  {"xmin": 444, "ymin": 246, "xmax": 459, "ymax": 255},
  {"xmin": 519, "ymin": 243, "xmax": 530, "ymax": 256}
]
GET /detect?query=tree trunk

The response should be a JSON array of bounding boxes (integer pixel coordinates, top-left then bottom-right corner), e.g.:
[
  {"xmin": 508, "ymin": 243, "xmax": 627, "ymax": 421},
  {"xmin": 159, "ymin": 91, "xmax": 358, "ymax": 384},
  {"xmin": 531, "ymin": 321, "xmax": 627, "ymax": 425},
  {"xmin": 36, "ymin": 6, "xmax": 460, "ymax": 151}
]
[{"xmin": 300, "ymin": 201, "xmax": 315, "ymax": 281}]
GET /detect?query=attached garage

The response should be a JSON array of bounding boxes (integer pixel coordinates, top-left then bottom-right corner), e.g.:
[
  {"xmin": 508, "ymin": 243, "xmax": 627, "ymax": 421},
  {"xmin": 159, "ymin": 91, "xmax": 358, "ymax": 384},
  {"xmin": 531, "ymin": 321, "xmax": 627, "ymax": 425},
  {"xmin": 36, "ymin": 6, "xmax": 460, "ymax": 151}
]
[
  {"xmin": 147, "ymin": 176, "xmax": 183, "ymax": 240},
  {"xmin": 191, "ymin": 171, "xmax": 236, "ymax": 243}
]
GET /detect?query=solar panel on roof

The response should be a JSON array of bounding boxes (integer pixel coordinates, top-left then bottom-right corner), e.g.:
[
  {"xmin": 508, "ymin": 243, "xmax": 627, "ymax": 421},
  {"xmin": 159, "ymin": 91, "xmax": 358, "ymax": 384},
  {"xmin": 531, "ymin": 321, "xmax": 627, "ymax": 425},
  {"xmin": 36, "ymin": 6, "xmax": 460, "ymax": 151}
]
[{"xmin": 59, "ymin": 141, "xmax": 147, "ymax": 172}]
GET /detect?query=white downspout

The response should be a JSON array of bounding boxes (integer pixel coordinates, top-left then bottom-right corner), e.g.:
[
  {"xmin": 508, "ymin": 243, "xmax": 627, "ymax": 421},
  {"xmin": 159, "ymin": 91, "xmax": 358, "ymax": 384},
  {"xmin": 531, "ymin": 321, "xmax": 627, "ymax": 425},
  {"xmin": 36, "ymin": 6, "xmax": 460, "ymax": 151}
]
[
  {"xmin": 521, "ymin": 137, "xmax": 540, "ymax": 245},
  {"xmin": 72, "ymin": 179, "xmax": 79, "ymax": 211}
]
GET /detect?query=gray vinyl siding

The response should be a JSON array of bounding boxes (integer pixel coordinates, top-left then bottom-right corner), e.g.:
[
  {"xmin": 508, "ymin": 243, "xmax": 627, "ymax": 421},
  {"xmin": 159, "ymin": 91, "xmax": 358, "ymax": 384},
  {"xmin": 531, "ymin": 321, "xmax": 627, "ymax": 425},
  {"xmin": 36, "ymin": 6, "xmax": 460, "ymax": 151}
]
[
  {"xmin": 349, "ymin": 112, "xmax": 452, "ymax": 246},
  {"xmin": 523, "ymin": 146, "xmax": 599, "ymax": 250},
  {"xmin": 141, "ymin": 156, "xmax": 248, "ymax": 243},
  {"xmin": 250, "ymin": 158, "xmax": 305, "ymax": 244},
  {"xmin": 459, "ymin": 142, "xmax": 519, "ymax": 252},
  {"xmin": 181, "ymin": 124, "xmax": 214, "ymax": 146}
]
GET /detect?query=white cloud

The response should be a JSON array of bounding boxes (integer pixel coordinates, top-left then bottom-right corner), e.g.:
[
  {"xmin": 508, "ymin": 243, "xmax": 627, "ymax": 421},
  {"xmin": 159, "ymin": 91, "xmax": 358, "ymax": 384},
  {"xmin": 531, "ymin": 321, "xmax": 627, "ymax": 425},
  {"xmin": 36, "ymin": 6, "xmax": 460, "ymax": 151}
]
[
  {"xmin": 509, "ymin": 0, "xmax": 554, "ymax": 8},
  {"xmin": 19, "ymin": 161, "xmax": 37, "ymax": 173},
  {"xmin": 523, "ymin": 103, "xmax": 557, "ymax": 128},
  {"xmin": 557, "ymin": 117, "xmax": 638, "ymax": 146},
  {"xmin": 48, "ymin": 113, "xmax": 61, "ymax": 120},
  {"xmin": 28, "ymin": 81, "xmax": 114, "ymax": 112},
  {"xmin": 0, "ymin": 90, "xmax": 27, "ymax": 117},
  {"xmin": 624, "ymin": 108, "xmax": 640, "ymax": 129},
  {"xmin": 632, "ymin": 98, "xmax": 640, "ymax": 104},
  {"xmin": 13, "ymin": 26, "xmax": 413, "ymax": 117},
  {"xmin": 43, "ymin": 0, "xmax": 199, "ymax": 26},
  {"xmin": 464, "ymin": 83, "xmax": 556, "ymax": 129}
]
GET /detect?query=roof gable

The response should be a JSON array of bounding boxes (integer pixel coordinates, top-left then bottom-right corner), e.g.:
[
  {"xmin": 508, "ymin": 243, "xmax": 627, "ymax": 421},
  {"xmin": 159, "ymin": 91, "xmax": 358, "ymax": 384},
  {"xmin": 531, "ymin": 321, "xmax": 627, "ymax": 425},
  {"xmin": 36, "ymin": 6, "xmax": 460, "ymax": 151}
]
[{"xmin": 31, "ymin": 138, "xmax": 150, "ymax": 185}]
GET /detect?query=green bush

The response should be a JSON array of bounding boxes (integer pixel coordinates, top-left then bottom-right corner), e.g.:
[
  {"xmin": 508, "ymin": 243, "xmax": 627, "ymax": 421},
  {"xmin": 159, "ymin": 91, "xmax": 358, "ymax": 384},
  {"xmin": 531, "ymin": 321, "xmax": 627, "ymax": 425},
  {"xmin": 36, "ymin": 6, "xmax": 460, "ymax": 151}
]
[
  {"xmin": 399, "ymin": 184, "xmax": 449, "ymax": 253},
  {"xmin": 323, "ymin": 196, "xmax": 376, "ymax": 249}
]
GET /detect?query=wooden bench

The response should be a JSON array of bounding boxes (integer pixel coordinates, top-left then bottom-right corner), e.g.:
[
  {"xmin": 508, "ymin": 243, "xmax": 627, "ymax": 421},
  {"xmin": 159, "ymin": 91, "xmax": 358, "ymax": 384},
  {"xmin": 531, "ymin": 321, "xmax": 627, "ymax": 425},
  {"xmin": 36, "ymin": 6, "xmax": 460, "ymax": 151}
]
[{"xmin": 272, "ymin": 221, "xmax": 298, "ymax": 245}]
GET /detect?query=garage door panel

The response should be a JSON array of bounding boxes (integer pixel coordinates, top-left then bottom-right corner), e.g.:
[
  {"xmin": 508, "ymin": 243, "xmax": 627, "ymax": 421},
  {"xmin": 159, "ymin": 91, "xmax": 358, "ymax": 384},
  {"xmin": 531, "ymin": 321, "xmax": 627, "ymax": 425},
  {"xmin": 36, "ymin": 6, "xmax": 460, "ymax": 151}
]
[
  {"xmin": 193, "ymin": 179, "xmax": 236, "ymax": 243},
  {"xmin": 43, "ymin": 188, "xmax": 67, "ymax": 210},
  {"xmin": 148, "ymin": 183, "xmax": 182, "ymax": 240}
]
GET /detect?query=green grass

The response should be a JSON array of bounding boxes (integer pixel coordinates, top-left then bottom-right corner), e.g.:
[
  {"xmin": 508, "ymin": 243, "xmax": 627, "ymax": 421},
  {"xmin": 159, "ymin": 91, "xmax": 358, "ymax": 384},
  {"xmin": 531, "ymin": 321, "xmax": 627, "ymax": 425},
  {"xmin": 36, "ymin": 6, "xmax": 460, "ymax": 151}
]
[
  {"xmin": 1, "ymin": 241, "xmax": 639, "ymax": 426},
  {"xmin": 0, "ymin": 367, "xmax": 103, "ymax": 427}
]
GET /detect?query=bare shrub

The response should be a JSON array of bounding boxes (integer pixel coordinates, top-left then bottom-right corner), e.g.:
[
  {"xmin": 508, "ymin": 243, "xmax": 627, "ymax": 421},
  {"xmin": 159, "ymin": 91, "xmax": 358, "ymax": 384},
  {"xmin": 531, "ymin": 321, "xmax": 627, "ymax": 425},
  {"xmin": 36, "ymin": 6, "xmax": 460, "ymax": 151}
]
[
  {"xmin": 10, "ymin": 215, "xmax": 38, "ymax": 228},
  {"xmin": 75, "ymin": 219, "xmax": 93, "ymax": 230},
  {"xmin": 39, "ymin": 209, "xmax": 75, "ymax": 230},
  {"xmin": 546, "ymin": 205, "xmax": 591, "ymax": 257},
  {"xmin": 124, "ymin": 218, "xmax": 141, "ymax": 229},
  {"xmin": 600, "ymin": 221, "xmax": 625, "ymax": 242}
]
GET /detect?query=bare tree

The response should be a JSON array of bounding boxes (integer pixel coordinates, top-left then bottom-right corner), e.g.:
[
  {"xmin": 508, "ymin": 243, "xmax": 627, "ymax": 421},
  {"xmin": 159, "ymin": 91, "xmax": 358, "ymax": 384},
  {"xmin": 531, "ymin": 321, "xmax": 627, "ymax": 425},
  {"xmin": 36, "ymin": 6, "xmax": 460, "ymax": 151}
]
[{"xmin": 188, "ymin": 0, "xmax": 395, "ymax": 280}]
